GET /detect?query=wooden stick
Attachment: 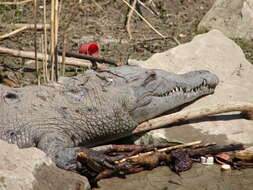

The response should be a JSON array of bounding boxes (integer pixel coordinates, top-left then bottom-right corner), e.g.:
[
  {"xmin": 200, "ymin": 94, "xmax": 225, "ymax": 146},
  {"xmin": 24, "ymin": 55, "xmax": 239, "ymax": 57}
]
[
  {"xmin": 54, "ymin": 0, "xmax": 59, "ymax": 81},
  {"xmin": 13, "ymin": 24, "xmax": 50, "ymax": 29},
  {"xmin": 0, "ymin": 24, "xmax": 50, "ymax": 40},
  {"xmin": 33, "ymin": 0, "xmax": 39, "ymax": 85},
  {"xmin": 0, "ymin": 0, "xmax": 32, "ymax": 5},
  {"xmin": 126, "ymin": 0, "xmax": 137, "ymax": 40},
  {"xmin": 58, "ymin": 50, "xmax": 120, "ymax": 66},
  {"xmin": 50, "ymin": 0, "xmax": 55, "ymax": 80},
  {"xmin": 0, "ymin": 46, "xmax": 98, "ymax": 68},
  {"xmin": 121, "ymin": 0, "xmax": 165, "ymax": 38},
  {"xmin": 0, "ymin": 26, "xmax": 27, "ymax": 39},
  {"xmin": 133, "ymin": 101, "xmax": 253, "ymax": 134},
  {"xmin": 137, "ymin": 0, "xmax": 159, "ymax": 17},
  {"xmin": 43, "ymin": 0, "xmax": 49, "ymax": 82},
  {"xmin": 117, "ymin": 140, "xmax": 202, "ymax": 163}
]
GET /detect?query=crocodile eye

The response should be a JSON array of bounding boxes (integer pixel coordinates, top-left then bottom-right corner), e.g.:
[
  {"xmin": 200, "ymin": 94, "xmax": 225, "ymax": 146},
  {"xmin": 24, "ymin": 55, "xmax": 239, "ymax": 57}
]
[{"xmin": 143, "ymin": 71, "xmax": 157, "ymax": 86}]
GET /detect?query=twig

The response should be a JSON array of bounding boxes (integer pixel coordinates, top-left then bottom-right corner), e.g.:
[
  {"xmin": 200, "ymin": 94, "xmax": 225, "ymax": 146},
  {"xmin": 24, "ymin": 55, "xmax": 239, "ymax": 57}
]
[
  {"xmin": 172, "ymin": 36, "xmax": 181, "ymax": 45},
  {"xmin": 13, "ymin": 24, "xmax": 50, "ymax": 29},
  {"xmin": 54, "ymin": 0, "xmax": 59, "ymax": 81},
  {"xmin": 0, "ymin": 0, "xmax": 32, "ymax": 5},
  {"xmin": 33, "ymin": 0, "xmax": 39, "ymax": 85},
  {"xmin": 41, "ymin": 34, "xmax": 46, "ymax": 83},
  {"xmin": 137, "ymin": 0, "xmax": 159, "ymax": 17},
  {"xmin": 58, "ymin": 50, "xmax": 120, "ymax": 66},
  {"xmin": 0, "ymin": 46, "xmax": 98, "ymax": 68},
  {"xmin": 43, "ymin": 0, "xmax": 49, "ymax": 82},
  {"xmin": 117, "ymin": 140, "xmax": 202, "ymax": 163},
  {"xmin": 121, "ymin": 0, "xmax": 165, "ymax": 38},
  {"xmin": 0, "ymin": 26, "xmax": 27, "ymax": 39},
  {"xmin": 126, "ymin": 0, "xmax": 137, "ymax": 40},
  {"xmin": 50, "ymin": 0, "xmax": 55, "ymax": 80},
  {"xmin": 0, "ymin": 24, "xmax": 50, "ymax": 40}
]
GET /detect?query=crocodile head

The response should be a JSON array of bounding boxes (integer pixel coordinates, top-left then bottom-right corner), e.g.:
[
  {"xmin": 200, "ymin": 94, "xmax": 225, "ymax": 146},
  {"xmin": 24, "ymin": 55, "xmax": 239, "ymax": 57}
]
[{"xmin": 113, "ymin": 66, "xmax": 219, "ymax": 123}]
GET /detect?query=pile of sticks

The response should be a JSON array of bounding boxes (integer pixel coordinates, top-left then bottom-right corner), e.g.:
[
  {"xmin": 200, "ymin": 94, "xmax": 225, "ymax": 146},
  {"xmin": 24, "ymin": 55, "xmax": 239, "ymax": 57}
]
[{"xmin": 78, "ymin": 141, "xmax": 246, "ymax": 184}]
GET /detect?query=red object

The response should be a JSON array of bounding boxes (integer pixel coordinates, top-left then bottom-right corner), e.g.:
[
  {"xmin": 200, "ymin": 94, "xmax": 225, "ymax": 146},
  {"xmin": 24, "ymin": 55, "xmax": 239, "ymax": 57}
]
[{"xmin": 79, "ymin": 43, "xmax": 100, "ymax": 56}]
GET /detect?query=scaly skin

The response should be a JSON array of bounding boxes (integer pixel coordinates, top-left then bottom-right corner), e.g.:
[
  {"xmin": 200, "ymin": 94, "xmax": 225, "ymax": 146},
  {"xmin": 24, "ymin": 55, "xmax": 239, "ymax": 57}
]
[{"xmin": 0, "ymin": 65, "xmax": 219, "ymax": 170}]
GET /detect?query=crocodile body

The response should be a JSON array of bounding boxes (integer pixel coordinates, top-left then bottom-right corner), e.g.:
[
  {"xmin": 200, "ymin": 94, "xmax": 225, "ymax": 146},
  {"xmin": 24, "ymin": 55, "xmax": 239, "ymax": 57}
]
[{"xmin": 0, "ymin": 65, "xmax": 219, "ymax": 170}]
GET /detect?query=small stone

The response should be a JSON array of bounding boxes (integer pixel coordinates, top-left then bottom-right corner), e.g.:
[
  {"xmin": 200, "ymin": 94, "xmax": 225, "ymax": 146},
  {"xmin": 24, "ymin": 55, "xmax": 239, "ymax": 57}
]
[
  {"xmin": 201, "ymin": 156, "xmax": 214, "ymax": 165},
  {"xmin": 221, "ymin": 164, "xmax": 231, "ymax": 171},
  {"xmin": 179, "ymin": 33, "xmax": 187, "ymax": 38}
]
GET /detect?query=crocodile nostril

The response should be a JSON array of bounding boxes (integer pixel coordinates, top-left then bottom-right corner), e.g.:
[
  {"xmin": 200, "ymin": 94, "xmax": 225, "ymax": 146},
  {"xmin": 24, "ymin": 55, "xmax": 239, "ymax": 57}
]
[
  {"xmin": 5, "ymin": 92, "xmax": 18, "ymax": 99},
  {"xmin": 3, "ymin": 91, "xmax": 20, "ymax": 104}
]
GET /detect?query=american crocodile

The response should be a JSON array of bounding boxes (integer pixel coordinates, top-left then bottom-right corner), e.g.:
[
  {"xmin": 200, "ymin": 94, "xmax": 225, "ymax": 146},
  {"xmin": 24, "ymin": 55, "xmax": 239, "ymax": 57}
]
[{"xmin": 0, "ymin": 65, "xmax": 219, "ymax": 170}]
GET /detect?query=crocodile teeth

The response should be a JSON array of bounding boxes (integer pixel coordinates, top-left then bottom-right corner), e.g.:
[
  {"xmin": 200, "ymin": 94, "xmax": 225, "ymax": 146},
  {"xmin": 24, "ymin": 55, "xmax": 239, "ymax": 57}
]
[{"xmin": 203, "ymin": 79, "xmax": 206, "ymax": 86}]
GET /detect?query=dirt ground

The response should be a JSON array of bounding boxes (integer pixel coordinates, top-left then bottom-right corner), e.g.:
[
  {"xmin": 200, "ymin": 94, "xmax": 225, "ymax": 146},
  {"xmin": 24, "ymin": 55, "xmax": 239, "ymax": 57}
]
[{"xmin": 0, "ymin": 0, "xmax": 218, "ymax": 86}]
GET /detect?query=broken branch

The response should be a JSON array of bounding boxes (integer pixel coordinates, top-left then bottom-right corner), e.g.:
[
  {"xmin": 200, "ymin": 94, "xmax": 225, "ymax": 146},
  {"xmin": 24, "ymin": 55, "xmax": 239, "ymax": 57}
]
[{"xmin": 133, "ymin": 101, "xmax": 253, "ymax": 134}]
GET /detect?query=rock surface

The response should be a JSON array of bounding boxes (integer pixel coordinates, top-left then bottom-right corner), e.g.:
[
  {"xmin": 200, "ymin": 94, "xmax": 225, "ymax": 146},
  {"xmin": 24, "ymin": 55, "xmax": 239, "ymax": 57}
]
[
  {"xmin": 0, "ymin": 140, "xmax": 90, "ymax": 190},
  {"xmin": 130, "ymin": 29, "xmax": 253, "ymax": 145},
  {"xmin": 198, "ymin": 0, "xmax": 253, "ymax": 40},
  {"xmin": 97, "ymin": 29, "xmax": 253, "ymax": 190}
]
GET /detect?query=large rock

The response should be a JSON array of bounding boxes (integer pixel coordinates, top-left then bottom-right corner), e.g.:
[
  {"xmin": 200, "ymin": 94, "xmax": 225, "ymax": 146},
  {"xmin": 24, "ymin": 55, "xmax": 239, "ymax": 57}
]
[
  {"xmin": 0, "ymin": 140, "xmax": 90, "ymax": 190},
  {"xmin": 198, "ymin": 0, "xmax": 253, "ymax": 40},
  {"xmin": 129, "ymin": 30, "xmax": 253, "ymax": 145},
  {"xmin": 95, "ymin": 29, "xmax": 253, "ymax": 190}
]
